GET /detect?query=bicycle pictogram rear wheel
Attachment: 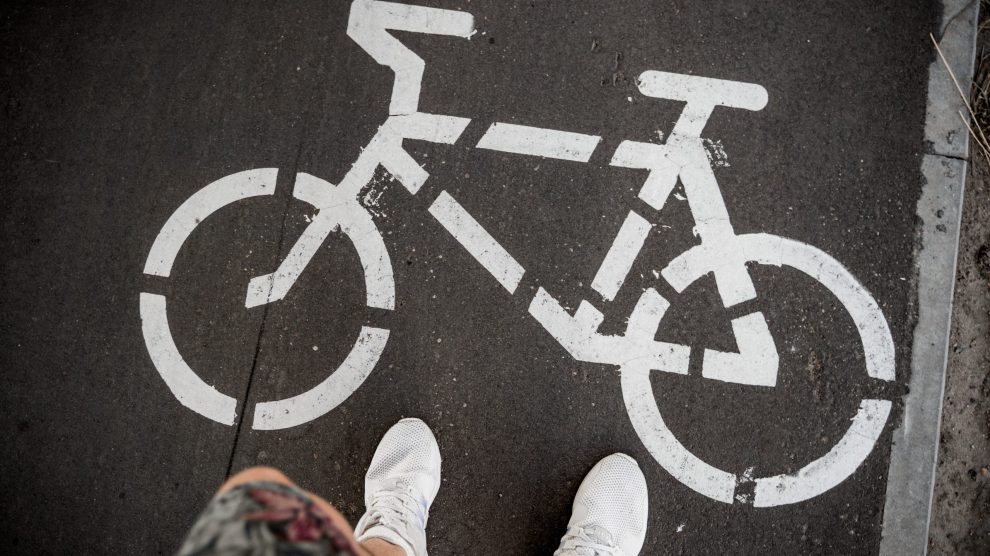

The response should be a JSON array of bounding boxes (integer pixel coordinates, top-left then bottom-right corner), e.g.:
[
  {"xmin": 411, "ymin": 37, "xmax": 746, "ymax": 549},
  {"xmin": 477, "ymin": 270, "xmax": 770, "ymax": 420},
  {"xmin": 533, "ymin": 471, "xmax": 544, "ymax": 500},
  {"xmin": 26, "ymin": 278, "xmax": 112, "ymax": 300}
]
[{"xmin": 140, "ymin": 168, "xmax": 392, "ymax": 430}]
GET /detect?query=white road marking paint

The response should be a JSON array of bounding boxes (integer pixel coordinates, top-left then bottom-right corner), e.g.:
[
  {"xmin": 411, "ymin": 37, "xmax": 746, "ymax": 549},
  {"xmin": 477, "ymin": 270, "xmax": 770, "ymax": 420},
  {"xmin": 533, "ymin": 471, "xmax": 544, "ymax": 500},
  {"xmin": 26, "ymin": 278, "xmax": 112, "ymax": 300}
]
[
  {"xmin": 637, "ymin": 71, "xmax": 768, "ymax": 110},
  {"xmin": 143, "ymin": 0, "xmax": 485, "ymax": 428},
  {"xmin": 676, "ymin": 148, "xmax": 759, "ymax": 307},
  {"xmin": 143, "ymin": 5, "xmax": 899, "ymax": 508},
  {"xmin": 753, "ymin": 400, "xmax": 892, "ymax": 507},
  {"xmin": 380, "ymin": 142, "xmax": 430, "ymax": 191},
  {"xmin": 702, "ymin": 312, "xmax": 779, "ymax": 387},
  {"xmin": 380, "ymin": 114, "xmax": 471, "ymax": 194},
  {"xmin": 611, "ymin": 137, "xmax": 758, "ymax": 308},
  {"xmin": 637, "ymin": 71, "xmax": 767, "ymax": 137},
  {"xmin": 252, "ymin": 326, "xmax": 390, "ymax": 430},
  {"xmin": 506, "ymin": 69, "xmax": 891, "ymax": 505},
  {"xmin": 387, "ymin": 112, "xmax": 471, "ymax": 144},
  {"xmin": 246, "ymin": 173, "xmax": 395, "ymax": 311},
  {"xmin": 347, "ymin": 0, "xmax": 475, "ymax": 116},
  {"xmin": 591, "ymin": 210, "xmax": 653, "ymax": 301},
  {"xmin": 611, "ymin": 141, "xmax": 680, "ymax": 211},
  {"xmin": 428, "ymin": 191, "xmax": 524, "ymax": 293},
  {"xmin": 144, "ymin": 171, "xmax": 395, "ymax": 428},
  {"xmin": 703, "ymin": 138, "xmax": 730, "ymax": 167},
  {"xmin": 622, "ymin": 362, "xmax": 737, "ymax": 503},
  {"xmin": 243, "ymin": 115, "xmax": 471, "ymax": 309},
  {"xmin": 529, "ymin": 287, "xmax": 689, "ymax": 374},
  {"xmin": 662, "ymin": 233, "xmax": 895, "ymax": 381},
  {"xmin": 335, "ymin": 113, "xmax": 471, "ymax": 199},
  {"xmin": 245, "ymin": 209, "xmax": 338, "ymax": 308},
  {"xmin": 144, "ymin": 168, "xmax": 277, "ymax": 277},
  {"xmin": 476, "ymin": 123, "xmax": 602, "ymax": 162},
  {"xmin": 618, "ymin": 232, "xmax": 895, "ymax": 505},
  {"xmin": 140, "ymin": 293, "xmax": 238, "ymax": 425}
]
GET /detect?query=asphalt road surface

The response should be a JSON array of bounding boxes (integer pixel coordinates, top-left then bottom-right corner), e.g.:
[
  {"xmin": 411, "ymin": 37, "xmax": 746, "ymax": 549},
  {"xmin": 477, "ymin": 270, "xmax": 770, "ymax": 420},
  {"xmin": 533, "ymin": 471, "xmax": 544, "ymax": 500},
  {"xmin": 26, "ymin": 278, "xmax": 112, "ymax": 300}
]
[{"xmin": 1, "ymin": 1, "xmax": 942, "ymax": 554}]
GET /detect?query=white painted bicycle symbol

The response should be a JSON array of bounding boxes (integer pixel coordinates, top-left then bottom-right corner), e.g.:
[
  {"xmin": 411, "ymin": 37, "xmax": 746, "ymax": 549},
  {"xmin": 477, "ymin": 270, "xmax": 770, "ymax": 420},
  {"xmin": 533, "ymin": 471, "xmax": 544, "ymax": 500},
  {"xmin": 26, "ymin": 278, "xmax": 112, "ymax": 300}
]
[{"xmin": 141, "ymin": 0, "xmax": 895, "ymax": 507}]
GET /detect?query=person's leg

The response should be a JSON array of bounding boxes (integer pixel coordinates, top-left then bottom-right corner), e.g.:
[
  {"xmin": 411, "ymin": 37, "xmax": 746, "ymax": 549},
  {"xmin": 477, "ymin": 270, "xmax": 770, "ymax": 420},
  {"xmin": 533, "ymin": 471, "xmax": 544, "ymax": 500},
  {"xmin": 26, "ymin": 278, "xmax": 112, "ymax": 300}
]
[
  {"xmin": 554, "ymin": 453, "xmax": 650, "ymax": 556},
  {"xmin": 197, "ymin": 417, "xmax": 442, "ymax": 556},
  {"xmin": 216, "ymin": 466, "xmax": 406, "ymax": 556}
]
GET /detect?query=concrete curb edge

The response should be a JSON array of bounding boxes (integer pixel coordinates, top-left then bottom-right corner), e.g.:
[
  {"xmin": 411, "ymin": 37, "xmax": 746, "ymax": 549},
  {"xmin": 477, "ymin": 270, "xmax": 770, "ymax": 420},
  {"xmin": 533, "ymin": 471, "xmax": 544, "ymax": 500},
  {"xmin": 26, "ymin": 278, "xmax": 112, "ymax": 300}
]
[{"xmin": 880, "ymin": 1, "xmax": 980, "ymax": 554}]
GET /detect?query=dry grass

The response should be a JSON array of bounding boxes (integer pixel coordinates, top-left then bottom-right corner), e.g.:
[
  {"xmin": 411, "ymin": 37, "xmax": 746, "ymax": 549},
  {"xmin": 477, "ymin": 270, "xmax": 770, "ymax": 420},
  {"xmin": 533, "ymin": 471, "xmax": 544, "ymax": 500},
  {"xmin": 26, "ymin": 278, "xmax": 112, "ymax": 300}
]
[
  {"xmin": 973, "ymin": 2, "xmax": 990, "ymax": 133},
  {"xmin": 931, "ymin": 1, "xmax": 990, "ymax": 163},
  {"xmin": 945, "ymin": 0, "xmax": 990, "ymax": 162}
]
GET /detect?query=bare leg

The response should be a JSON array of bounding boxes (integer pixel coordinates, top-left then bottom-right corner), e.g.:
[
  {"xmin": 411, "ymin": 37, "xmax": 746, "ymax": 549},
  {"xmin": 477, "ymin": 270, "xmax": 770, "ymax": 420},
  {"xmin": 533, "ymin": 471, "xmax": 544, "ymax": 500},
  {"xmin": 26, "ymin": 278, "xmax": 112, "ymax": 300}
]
[
  {"xmin": 360, "ymin": 539, "xmax": 407, "ymax": 556},
  {"xmin": 219, "ymin": 466, "xmax": 406, "ymax": 556}
]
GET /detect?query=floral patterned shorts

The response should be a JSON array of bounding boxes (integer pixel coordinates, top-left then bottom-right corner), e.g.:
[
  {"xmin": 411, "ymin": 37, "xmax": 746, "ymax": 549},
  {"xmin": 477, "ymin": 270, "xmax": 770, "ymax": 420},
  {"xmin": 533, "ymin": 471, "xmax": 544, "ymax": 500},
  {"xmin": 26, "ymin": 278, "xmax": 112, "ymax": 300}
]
[{"xmin": 177, "ymin": 481, "xmax": 359, "ymax": 556}]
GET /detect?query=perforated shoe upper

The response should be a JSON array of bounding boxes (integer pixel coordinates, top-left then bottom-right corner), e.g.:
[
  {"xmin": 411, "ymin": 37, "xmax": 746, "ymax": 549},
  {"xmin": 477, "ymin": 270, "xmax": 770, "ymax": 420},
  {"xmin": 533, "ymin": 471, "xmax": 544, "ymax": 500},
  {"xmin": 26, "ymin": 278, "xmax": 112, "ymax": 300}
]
[
  {"xmin": 555, "ymin": 453, "xmax": 649, "ymax": 556},
  {"xmin": 355, "ymin": 418, "xmax": 442, "ymax": 556}
]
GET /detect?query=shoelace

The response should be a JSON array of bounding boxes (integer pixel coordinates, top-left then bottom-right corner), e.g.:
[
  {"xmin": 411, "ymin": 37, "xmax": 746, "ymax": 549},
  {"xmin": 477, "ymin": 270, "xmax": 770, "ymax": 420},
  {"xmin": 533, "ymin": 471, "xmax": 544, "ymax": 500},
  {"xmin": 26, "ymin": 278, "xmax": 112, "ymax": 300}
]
[
  {"xmin": 363, "ymin": 486, "xmax": 425, "ymax": 533},
  {"xmin": 554, "ymin": 524, "xmax": 619, "ymax": 556}
]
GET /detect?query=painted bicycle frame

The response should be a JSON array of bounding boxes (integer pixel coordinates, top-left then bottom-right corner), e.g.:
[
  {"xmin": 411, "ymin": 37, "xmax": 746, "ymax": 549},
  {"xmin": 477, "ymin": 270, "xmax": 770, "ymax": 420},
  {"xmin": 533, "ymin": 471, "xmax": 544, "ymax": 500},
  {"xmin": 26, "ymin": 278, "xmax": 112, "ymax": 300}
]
[{"xmin": 141, "ymin": 0, "xmax": 895, "ymax": 508}]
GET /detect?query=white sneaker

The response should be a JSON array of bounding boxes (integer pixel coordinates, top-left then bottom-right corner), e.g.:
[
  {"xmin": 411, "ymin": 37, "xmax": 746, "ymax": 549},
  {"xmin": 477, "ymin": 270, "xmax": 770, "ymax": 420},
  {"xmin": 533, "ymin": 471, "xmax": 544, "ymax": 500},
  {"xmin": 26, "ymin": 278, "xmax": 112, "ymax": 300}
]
[
  {"xmin": 354, "ymin": 418, "xmax": 441, "ymax": 556},
  {"xmin": 554, "ymin": 453, "xmax": 649, "ymax": 556}
]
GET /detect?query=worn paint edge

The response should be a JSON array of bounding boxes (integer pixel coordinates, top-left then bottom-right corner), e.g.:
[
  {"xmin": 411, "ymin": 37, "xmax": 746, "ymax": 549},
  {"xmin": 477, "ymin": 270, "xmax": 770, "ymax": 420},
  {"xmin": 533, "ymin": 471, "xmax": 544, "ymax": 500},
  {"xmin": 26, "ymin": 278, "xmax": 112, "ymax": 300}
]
[{"xmin": 879, "ymin": 0, "xmax": 978, "ymax": 554}]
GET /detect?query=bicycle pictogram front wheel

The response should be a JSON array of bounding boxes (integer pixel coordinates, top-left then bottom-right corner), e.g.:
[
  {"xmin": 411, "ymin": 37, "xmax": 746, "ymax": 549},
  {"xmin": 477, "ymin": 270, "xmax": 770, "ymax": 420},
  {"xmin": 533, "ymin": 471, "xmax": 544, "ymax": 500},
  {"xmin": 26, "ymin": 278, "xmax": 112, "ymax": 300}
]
[{"xmin": 620, "ymin": 233, "xmax": 895, "ymax": 507}]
